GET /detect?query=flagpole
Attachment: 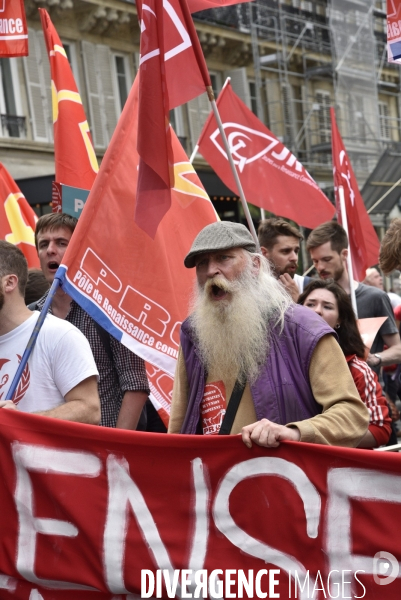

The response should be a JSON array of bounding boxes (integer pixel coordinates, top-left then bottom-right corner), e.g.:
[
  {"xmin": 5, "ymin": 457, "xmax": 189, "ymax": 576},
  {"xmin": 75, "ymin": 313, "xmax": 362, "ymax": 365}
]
[
  {"xmin": 189, "ymin": 145, "xmax": 198, "ymax": 164},
  {"xmin": 206, "ymin": 89, "xmax": 259, "ymax": 250},
  {"xmin": 338, "ymin": 185, "xmax": 358, "ymax": 317},
  {"xmin": 5, "ymin": 277, "xmax": 60, "ymax": 400}
]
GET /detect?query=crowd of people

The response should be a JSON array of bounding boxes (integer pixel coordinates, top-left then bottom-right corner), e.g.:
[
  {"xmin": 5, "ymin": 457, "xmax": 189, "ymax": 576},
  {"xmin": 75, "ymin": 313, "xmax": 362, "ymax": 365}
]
[{"xmin": 1, "ymin": 212, "xmax": 401, "ymax": 450}]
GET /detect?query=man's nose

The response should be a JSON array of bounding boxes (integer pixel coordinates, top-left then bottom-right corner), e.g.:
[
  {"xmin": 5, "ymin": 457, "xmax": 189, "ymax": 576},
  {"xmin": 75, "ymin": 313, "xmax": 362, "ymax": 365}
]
[
  {"xmin": 47, "ymin": 241, "xmax": 57, "ymax": 254},
  {"xmin": 289, "ymin": 252, "xmax": 298, "ymax": 262},
  {"xmin": 206, "ymin": 260, "xmax": 220, "ymax": 277}
]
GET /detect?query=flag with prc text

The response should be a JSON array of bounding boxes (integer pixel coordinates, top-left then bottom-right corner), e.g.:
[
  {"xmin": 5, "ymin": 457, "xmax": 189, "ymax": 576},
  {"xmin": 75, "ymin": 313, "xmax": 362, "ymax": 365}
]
[
  {"xmin": 197, "ymin": 80, "xmax": 335, "ymax": 229},
  {"xmin": 55, "ymin": 74, "xmax": 218, "ymax": 425}
]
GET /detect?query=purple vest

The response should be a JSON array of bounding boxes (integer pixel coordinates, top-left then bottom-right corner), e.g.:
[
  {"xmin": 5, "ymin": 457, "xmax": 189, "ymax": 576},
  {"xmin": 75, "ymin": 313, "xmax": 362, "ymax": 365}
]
[{"xmin": 180, "ymin": 304, "xmax": 335, "ymax": 434}]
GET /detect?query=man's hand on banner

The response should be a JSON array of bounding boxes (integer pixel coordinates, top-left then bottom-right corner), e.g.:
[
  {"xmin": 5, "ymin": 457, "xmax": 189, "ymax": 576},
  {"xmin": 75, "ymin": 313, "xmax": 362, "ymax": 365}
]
[
  {"xmin": 0, "ymin": 401, "xmax": 17, "ymax": 410},
  {"xmin": 241, "ymin": 418, "xmax": 300, "ymax": 448}
]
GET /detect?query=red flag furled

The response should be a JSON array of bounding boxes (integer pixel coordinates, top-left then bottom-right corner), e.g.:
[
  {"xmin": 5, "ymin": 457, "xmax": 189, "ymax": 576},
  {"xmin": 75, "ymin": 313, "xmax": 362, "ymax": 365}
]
[
  {"xmin": 188, "ymin": 0, "xmax": 252, "ymax": 13},
  {"xmin": 0, "ymin": 0, "xmax": 28, "ymax": 57},
  {"xmin": 56, "ymin": 74, "xmax": 217, "ymax": 424},
  {"xmin": 39, "ymin": 9, "xmax": 98, "ymax": 193},
  {"xmin": 0, "ymin": 163, "xmax": 39, "ymax": 268},
  {"xmin": 387, "ymin": 0, "xmax": 401, "ymax": 63},
  {"xmin": 136, "ymin": 0, "xmax": 212, "ymax": 236},
  {"xmin": 1, "ymin": 410, "xmax": 401, "ymax": 599},
  {"xmin": 331, "ymin": 108, "xmax": 380, "ymax": 281},
  {"xmin": 197, "ymin": 81, "xmax": 335, "ymax": 229}
]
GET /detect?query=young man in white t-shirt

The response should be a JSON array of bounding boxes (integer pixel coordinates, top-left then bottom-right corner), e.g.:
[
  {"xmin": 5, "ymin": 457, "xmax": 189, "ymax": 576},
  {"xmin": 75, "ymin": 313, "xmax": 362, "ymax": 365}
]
[{"xmin": 0, "ymin": 240, "xmax": 100, "ymax": 424}]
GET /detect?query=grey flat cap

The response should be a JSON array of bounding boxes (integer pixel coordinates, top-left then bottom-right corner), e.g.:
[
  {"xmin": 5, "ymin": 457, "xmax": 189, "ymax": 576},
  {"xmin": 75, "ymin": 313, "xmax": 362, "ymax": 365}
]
[{"xmin": 184, "ymin": 221, "xmax": 256, "ymax": 268}]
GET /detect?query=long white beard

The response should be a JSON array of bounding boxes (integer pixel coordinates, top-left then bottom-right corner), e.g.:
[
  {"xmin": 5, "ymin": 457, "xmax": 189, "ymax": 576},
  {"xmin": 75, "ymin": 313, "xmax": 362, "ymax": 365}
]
[{"xmin": 189, "ymin": 255, "xmax": 291, "ymax": 384}]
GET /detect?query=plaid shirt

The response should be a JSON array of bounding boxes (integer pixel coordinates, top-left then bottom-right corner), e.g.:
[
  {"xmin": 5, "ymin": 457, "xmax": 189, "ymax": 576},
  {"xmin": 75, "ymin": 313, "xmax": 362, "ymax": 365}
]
[{"xmin": 36, "ymin": 293, "xmax": 149, "ymax": 427}]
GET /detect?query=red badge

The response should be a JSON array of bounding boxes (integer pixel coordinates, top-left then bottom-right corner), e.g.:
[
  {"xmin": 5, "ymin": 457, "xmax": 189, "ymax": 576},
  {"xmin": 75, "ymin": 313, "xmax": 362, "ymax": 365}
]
[{"xmin": 200, "ymin": 381, "xmax": 226, "ymax": 435}]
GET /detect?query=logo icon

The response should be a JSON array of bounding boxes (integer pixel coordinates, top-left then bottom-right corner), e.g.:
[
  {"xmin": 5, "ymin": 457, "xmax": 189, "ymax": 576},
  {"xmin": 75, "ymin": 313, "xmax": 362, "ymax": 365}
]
[{"xmin": 373, "ymin": 551, "xmax": 399, "ymax": 586}]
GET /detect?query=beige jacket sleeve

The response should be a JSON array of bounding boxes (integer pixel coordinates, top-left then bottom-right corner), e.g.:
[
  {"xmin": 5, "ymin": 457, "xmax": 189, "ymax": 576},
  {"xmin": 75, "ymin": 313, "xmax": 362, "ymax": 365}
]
[
  {"xmin": 168, "ymin": 347, "xmax": 189, "ymax": 433},
  {"xmin": 287, "ymin": 335, "xmax": 370, "ymax": 446}
]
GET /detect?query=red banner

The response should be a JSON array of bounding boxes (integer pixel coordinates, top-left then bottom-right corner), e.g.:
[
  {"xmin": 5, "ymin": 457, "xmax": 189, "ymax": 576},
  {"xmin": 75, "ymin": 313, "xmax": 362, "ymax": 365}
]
[
  {"xmin": 39, "ymin": 9, "xmax": 98, "ymax": 192},
  {"xmin": 0, "ymin": 163, "xmax": 39, "ymax": 268},
  {"xmin": 0, "ymin": 0, "xmax": 28, "ymax": 57},
  {"xmin": 197, "ymin": 81, "xmax": 335, "ymax": 229},
  {"xmin": 331, "ymin": 108, "xmax": 380, "ymax": 281},
  {"xmin": 387, "ymin": 0, "xmax": 401, "ymax": 63},
  {"xmin": 0, "ymin": 410, "xmax": 401, "ymax": 599}
]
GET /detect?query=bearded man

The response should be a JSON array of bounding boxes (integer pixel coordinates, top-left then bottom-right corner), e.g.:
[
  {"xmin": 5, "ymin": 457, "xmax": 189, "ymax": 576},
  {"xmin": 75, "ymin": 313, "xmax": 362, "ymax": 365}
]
[{"xmin": 168, "ymin": 221, "xmax": 369, "ymax": 448}]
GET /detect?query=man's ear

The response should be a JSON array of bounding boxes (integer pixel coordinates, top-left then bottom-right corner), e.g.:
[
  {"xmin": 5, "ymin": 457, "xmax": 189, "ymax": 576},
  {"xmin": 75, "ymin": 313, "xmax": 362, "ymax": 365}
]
[
  {"xmin": 340, "ymin": 248, "xmax": 348, "ymax": 261},
  {"xmin": 3, "ymin": 274, "xmax": 19, "ymax": 293},
  {"xmin": 251, "ymin": 254, "xmax": 261, "ymax": 276},
  {"xmin": 260, "ymin": 246, "xmax": 268, "ymax": 258}
]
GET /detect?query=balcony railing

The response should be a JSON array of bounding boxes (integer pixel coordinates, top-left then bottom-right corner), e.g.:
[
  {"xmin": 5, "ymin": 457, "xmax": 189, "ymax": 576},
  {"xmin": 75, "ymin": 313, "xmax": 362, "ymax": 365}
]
[{"xmin": 0, "ymin": 114, "xmax": 26, "ymax": 138}]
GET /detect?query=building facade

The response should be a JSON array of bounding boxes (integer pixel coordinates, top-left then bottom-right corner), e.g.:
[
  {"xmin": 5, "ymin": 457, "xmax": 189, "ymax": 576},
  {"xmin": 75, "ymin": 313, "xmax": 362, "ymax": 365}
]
[{"xmin": 1, "ymin": 0, "xmax": 399, "ymax": 226}]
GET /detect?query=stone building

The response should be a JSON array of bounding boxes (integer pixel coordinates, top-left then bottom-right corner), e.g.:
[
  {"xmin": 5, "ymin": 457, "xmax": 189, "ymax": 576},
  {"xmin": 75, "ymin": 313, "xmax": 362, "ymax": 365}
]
[{"xmin": 1, "ymin": 0, "xmax": 400, "ymax": 227}]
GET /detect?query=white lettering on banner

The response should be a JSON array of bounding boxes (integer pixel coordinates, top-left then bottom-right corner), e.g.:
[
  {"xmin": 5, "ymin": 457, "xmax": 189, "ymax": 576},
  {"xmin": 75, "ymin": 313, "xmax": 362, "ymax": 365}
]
[
  {"xmin": 213, "ymin": 457, "xmax": 320, "ymax": 600},
  {"xmin": 29, "ymin": 591, "xmax": 44, "ymax": 600},
  {"xmin": 9, "ymin": 444, "xmax": 395, "ymax": 596},
  {"xmin": 120, "ymin": 286, "xmax": 171, "ymax": 338},
  {"xmin": 326, "ymin": 468, "xmax": 401, "ymax": 597},
  {"xmin": 80, "ymin": 248, "xmax": 122, "ymax": 293},
  {"xmin": 72, "ymin": 254, "xmax": 181, "ymax": 362},
  {"xmin": 12, "ymin": 442, "xmax": 102, "ymax": 590},
  {"xmin": 0, "ymin": 18, "xmax": 23, "ymax": 34},
  {"xmin": 103, "ymin": 456, "xmax": 208, "ymax": 594},
  {"xmin": 74, "ymin": 198, "xmax": 85, "ymax": 212}
]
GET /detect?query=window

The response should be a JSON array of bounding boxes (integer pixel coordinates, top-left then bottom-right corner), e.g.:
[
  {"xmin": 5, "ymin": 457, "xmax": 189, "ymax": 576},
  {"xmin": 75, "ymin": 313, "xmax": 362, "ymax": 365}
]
[
  {"xmin": 113, "ymin": 54, "xmax": 130, "ymax": 111},
  {"xmin": 378, "ymin": 101, "xmax": 390, "ymax": 140},
  {"xmin": 0, "ymin": 58, "xmax": 25, "ymax": 138},
  {"xmin": 249, "ymin": 81, "xmax": 258, "ymax": 116},
  {"xmin": 82, "ymin": 41, "xmax": 120, "ymax": 149},
  {"xmin": 315, "ymin": 91, "xmax": 331, "ymax": 143},
  {"xmin": 23, "ymin": 28, "xmax": 53, "ymax": 142},
  {"xmin": 63, "ymin": 42, "xmax": 81, "ymax": 94}
]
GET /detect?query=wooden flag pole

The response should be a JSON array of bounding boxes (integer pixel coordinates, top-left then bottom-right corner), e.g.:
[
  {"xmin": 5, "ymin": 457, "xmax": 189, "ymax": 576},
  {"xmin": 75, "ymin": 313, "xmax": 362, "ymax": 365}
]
[{"xmin": 338, "ymin": 185, "xmax": 358, "ymax": 317}]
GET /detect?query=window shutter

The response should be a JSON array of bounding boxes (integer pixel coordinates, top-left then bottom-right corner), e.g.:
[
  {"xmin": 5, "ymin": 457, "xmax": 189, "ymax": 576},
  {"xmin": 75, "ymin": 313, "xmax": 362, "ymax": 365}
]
[
  {"xmin": 23, "ymin": 29, "xmax": 52, "ymax": 142},
  {"xmin": 187, "ymin": 92, "xmax": 211, "ymax": 152},
  {"xmin": 224, "ymin": 68, "xmax": 251, "ymax": 108},
  {"xmin": 82, "ymin": 40, "xmax": 106, "ymax": 149},
  {"xmin": 97, "ymin": 45, "xmax": 118, "ymax": 141}
]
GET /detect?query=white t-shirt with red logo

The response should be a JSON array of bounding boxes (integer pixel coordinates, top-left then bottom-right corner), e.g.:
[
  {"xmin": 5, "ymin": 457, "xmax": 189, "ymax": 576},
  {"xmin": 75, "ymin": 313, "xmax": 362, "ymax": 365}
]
[{"xmin": 0, "ymin": 311, "xmax": 98, "ymax": 413}]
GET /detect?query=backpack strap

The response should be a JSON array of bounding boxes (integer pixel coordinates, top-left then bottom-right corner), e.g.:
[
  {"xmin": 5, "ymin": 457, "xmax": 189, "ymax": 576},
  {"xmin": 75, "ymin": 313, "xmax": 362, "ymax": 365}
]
[{"xmin": 218, "ymin": 378, "xmax": 246, "ymax": 435}]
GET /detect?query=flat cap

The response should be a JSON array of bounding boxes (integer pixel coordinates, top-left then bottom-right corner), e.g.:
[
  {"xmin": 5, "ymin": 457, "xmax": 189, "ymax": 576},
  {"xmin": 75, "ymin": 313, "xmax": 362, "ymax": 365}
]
[{"xmin": 184, "ymin": 221, "xmax": 256, "ymax": 268}]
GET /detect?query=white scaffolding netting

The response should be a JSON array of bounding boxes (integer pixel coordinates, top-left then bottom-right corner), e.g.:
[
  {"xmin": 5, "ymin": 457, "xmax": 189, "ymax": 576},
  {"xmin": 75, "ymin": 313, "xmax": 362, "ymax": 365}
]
[{"xmin": 329, "ymin": 0, "xmax": 382, "ymax": 185}]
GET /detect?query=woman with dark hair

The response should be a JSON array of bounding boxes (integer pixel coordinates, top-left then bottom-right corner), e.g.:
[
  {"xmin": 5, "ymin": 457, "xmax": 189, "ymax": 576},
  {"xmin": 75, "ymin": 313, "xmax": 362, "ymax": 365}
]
[{"xmin": 298, "ymin": 279, "xmax": 391, "ymax": 448}]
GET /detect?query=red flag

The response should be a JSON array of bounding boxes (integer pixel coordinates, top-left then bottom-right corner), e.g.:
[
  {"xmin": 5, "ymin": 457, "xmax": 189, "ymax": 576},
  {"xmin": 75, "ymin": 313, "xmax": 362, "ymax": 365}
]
[
  {"xmin": 188, "ymin": 0, "xmax": 253, "ymax": 13},
  {"xmin": 136, "ymin": 0, "xmax": 212, "ymax": 236},
  {"xmin": 39, "ymin": 9, "xmax": 98, "ymax": 193},
  {"xmin": 197, "ymin": 81, "xmax": 335, "ymax": 228},
  {"xmin": 0, "ymin": 163, "xmax": 39, "ymax": 268},
  {"xmin": 56, "ymin": 74, "xmax": 217, "ymax": 424},
  {"xmin": 331, "ymin": 108, "xmax": 380, "ymax": 281},
  {"xmin": 0, "ymin": 0, "xmax": 28, "ymax": 57},
  {"xmin": 387, "ymin": 0, "xmax": 401, "ymax": 63}
]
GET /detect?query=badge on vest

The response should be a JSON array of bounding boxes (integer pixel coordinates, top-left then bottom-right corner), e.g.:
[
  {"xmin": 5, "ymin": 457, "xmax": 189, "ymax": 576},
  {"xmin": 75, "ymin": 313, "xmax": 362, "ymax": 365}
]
[{"xmin": 200, "ymin": 381, "xmax": 226, "ymax": 435}]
